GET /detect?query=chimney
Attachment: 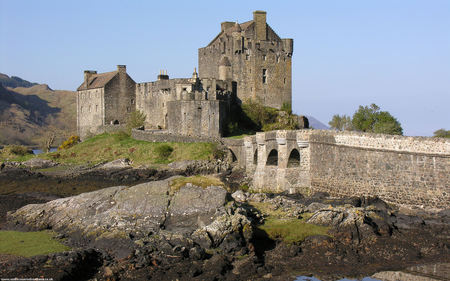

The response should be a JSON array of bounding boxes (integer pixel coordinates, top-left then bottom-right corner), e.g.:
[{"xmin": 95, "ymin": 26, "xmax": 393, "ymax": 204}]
[
  {"xmin": 117, "ymin": 65, "xmax": 126, "ymax": 74},
  {"xmin": 84, "ymin": 70, "xmax": 97, "ymax": 87},
  {"xmin": 253, "ymin": 10, "xmax": 267, "ymax": 41},
  {"xmin": 157, "ymin": 70, "xmax": 169, "ymax": 80}
]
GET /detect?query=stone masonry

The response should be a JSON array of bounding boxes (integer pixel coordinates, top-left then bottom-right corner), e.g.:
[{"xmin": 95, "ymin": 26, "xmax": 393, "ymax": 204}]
[
  {"xmin": 243, "ymin": 130, "xmax": 450, "ymax": 209},
  {"xmin": 76, "ymin": 65, "xmax": 136, "ymax": 138},
  {"xmin": 198, "ymin": 11, "xmax": 293, "ymax": 109}
]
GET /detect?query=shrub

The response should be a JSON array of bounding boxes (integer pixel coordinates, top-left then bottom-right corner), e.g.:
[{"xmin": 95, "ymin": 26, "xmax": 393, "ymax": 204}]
[
  {"xmin": 155, "ymin": 144, "xmax": 173, "ymax": 159},
  {"xmin": 126, "ymin": 110, "xmax": 146, "ymax": 134},
  {"xmin": 58, "ymin": 136, "xmax": 80, "ymax": 150},
  {"xmin": 211, "ymin": 145, "xmax": 227, "ymax": 160},
  {"xmin": 8, "ymin": 145, "xmax": 31, "ymax": 156}
]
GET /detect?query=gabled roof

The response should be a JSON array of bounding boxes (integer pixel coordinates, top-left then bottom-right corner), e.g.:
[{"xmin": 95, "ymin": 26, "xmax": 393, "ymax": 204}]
[{"xmin": 77, "ymin": 71, "xmax": 117, "ymax": 91}]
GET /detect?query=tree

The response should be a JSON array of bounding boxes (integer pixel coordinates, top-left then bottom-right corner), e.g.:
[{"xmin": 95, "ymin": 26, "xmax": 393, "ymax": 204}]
[
  {"xmin": 126, "ymin": 110, "xmax": 147, "ymax": 134},
  {"xmin": 433, "ymin": 129, "xmax": 450, "ymax": 138},
  {"xmin": 329, "ymin": 114, "xmax": 353, "ymax": 131},
  {"xmin": 352, "ymin": 103, "xmax": 402, "ymax": 135}
]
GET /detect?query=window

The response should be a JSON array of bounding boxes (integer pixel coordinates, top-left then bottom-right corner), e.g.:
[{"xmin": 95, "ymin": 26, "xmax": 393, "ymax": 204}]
[
  {"xmin": 95, "ymin": 105, "xmax": 98, "ymax": 112},
  {"xmin": 263, "ymin": 55, "xmax": 266, "ymax": 61},
  {"xmin": 89, "ymin": 105, "xmax": 91, "ymax": 112},
  {"xmin": 246, "ymin": 54, "xmax": 249, "ymax": 60},
  {"xmin": 253, "ymin": 149, "xmax": 258, "ymax": 165},
  {"xmin": 277, "ymin": 56, "xmax": 280, "ymax": 63},
  {"xmin": 131, "ymin": 99, "xmax": 135, "ymax": 104},
  {"xmin": 284, "ymin": 78, "xmax": 286, "ymax": 84},
  {"xmin": 262, "ymin": 69, "xmax": 267, "ymax": 84},
  {"xmin": 80, "ymin": 106, "xmax": 83, "ymax": 113}
]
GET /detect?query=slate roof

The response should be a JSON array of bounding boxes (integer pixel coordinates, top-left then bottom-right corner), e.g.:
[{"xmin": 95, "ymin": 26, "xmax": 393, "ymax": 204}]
[{"xmin": 77, "ymin": 71, "xmax": 117, "ymax": 91}]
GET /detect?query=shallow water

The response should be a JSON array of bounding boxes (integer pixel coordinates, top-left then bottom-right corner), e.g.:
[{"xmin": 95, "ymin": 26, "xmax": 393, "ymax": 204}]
[{"xmin": 32, "ymin": 148, "xmax": 57, "ymax": 154}]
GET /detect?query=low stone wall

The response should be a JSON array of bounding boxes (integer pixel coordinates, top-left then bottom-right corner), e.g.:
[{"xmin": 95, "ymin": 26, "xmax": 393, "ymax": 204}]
[
  {"xmin": 309, "ymin": 130, "xmax": 450, "ymax": 208},
  {"xmin": 132, "ymin": 129, "xmax": 220, "ymax": 143}
]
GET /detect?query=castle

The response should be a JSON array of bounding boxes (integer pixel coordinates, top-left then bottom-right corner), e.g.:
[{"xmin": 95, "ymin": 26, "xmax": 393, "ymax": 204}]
[{"xmin": 77, "ymin": 11, "xmax": 293, "ymax": 139}]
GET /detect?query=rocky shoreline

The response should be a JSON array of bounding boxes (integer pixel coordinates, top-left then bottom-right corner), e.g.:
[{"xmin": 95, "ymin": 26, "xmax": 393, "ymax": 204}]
[{"xmin": 0, "ymin": 161, "xmax": 449, "ymax": 280}]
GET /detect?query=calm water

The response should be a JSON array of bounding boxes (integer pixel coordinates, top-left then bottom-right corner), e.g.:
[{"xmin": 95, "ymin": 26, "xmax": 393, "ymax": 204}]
[{"xmin": 32, "ymin": 148, "xmax": 57, "ymax": 155}]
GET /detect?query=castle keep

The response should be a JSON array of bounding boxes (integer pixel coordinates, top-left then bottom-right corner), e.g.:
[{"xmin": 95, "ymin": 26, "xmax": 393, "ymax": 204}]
[
  {"xmin": 199, "ymin": 10, "xmax": 293, "ymax": 109},
  {"xmin": 77, "ymin": 11, "xmax": 292, "ymax": 138}
]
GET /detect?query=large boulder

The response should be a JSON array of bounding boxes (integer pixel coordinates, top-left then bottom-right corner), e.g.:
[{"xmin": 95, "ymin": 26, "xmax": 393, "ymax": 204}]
[{"xmin": 7, "ymin": 177, "xmax": 249, "ymax": 248}]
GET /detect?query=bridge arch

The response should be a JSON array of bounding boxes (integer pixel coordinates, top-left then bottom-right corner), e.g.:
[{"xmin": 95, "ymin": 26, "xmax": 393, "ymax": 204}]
[
  {"xmin": 266, "ymin": 149, "xmax": 278, "ymax": 166},
  {"xmin": 287, "ymin": 148, "xmax": 300, "ymax": 167}
]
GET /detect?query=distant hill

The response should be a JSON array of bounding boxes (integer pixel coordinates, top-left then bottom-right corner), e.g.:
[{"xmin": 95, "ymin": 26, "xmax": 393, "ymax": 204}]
[
  {"xmin": 0, "ymin": 73, "xmax": 39, "ymax": 88},
  {"xmin": 305, "ymin": 115, "xmax": 329, "ymax": 130},
  {"xmin": 0, "ymin": 80, "xmax": 76, "ymax": 146}
]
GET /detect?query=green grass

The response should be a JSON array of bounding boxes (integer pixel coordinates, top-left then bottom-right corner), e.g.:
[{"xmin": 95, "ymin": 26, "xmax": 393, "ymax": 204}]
[
  {"xmin": 0, "ymin": 145, "xmax": 35, "ymax": 162},
  {"xmin": 259, "ymin": 218, "xmax": 329, "ymax": 244},
  {"xmin": 250, "ymin": 201, "xmax": 329, "ymax": 244},
  {"xmin": 35, "ymin": 132, "xmax": 216, "ymax": 166},
  {"xmin": 0, "ymin": 230, "xmax": 70, "ymax": 257},
  {"xmin": 169, "ymin": 175, "xmax": 224, "ymax": 195}
]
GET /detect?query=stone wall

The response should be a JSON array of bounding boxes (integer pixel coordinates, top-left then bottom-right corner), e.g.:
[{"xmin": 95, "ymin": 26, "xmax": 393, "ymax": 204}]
[
  {"xmin": 77, "ymin": 88, "xmax": 104, "ymax": 138},
  {"xmin": 103, "ymin": 71, "xmax": 136, "ymax": 125},
  {"xmin": 167, "ymin": 100, "xmax": 227, "ymax": 138},
  {"xmin": 243, "ymin": 129, "xmax": 449, "ymax": 208},
  {"xmin": 308, "ymin": 131, "xmax": 450, "ymax": 208},
  {"xmin": 135, "ymin": 78, "xmax": 190, "ymax": 129}
]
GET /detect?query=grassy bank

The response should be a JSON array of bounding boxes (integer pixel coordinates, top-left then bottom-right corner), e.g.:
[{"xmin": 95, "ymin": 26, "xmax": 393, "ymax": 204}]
[
  {"xmin": 0, "ymin": 230, "xmax": 70, "ymax": 257},
  {"xmin": 1, "ymin": 132, "xmax": 217, "ymax": 166}
]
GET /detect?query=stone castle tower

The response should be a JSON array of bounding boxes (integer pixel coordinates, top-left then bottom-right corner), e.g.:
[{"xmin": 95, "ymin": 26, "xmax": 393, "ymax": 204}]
[{"xmin": 198, "ymin": 11, "xmax": 293, "ymax": 109}]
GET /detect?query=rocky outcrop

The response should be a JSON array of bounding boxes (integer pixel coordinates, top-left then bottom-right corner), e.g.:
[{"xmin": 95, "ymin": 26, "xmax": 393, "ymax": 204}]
[
  {"xmin": 7, "ymin": 177, "xmax": 252, "ymax": 252},
  {"xmin": 22, "ymin": 158, "xmax": 58, "ymax": 169}
]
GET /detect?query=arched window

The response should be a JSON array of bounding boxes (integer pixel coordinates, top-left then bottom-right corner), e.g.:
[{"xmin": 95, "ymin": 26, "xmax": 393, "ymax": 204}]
[
  {"xmin": 253, "ymin": 149, "xmax": 258, "ymax": 165},
  {"xmin": 266, "ymin": 149, "xmax": 278, "ymax": 166},
  {"xmin": 287, "ymin": 149, "xmax": 300, "ymax": 168}
]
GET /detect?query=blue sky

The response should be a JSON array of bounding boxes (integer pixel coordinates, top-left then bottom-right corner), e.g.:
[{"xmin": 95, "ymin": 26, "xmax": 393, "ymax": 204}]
[{"xmin": 1, "ymin": 0, "xmax": 449, "ymax": 136}]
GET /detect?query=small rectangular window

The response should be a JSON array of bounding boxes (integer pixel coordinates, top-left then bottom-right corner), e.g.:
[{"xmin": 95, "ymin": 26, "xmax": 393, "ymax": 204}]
[
  {"xmin": 262, "ymin": 69, "xmax": 267, "ymax": 84},
  {"xmin": 263, "ymin": 55, "xmax": 266, "ymax": 61},
  {"xmin": 96, "ymin": 105, "xmax": 98, "ymax": 112}
]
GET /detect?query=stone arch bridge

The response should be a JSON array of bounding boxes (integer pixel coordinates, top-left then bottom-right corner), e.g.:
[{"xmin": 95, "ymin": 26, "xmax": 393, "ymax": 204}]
[
  {"xmin": 222, "ymin": 130, "xmax": 312, "ymax": 193},
  {"xmin": 222, "ymin": 129, "xmax": 449, "ymax": 209}
]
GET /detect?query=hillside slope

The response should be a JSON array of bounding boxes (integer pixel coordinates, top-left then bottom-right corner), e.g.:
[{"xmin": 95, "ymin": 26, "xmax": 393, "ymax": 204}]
[
  {"xmin": 0, "ymin": 73, "xmax": 38, "ymax": 88},
  {"xmin": 0, "ymin": 83, "xmax": 76, "ymax": 146}
]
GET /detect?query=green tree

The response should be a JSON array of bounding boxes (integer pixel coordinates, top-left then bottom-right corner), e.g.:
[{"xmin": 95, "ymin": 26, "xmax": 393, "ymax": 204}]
[
  {"xmin": 328, "ymin": 114, "xmax": 353, "ymax": 131},
  {"xmin": 433, "ymin": 129, "xmax": 450, "ymax": 138},
  {"xmin": 352, "ymin": 103, "xmax": 402, "ymax": 135},
  {"xmin": 126, "ymin": 110, "xmax": 147, "ymax": 134}
]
